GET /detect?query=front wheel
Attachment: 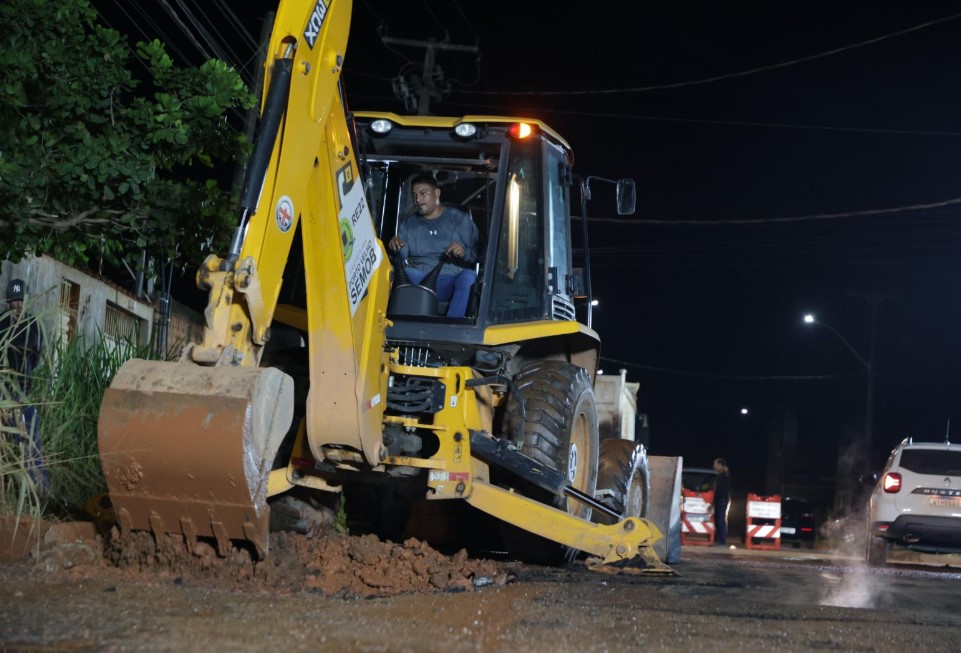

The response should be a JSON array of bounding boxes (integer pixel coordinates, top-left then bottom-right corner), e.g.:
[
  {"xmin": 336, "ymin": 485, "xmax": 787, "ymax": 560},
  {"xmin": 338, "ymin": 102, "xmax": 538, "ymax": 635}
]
[
  {"xmin": 498, "ymin": 361, "xmax": 600, "ymax": 562},
  {"xmin": 592, "ymin": 439, "xmax": 650, "ymax": 525}
]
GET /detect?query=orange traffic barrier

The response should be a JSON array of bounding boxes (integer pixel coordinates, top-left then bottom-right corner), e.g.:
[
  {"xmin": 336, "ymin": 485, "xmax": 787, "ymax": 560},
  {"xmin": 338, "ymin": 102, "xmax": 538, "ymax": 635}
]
[
  {"xmin": 745, "ymin": 493, "xmax": 781, "ymax": 550},
  {"xmin": 681, "ymin": 488, "xmax": 715, "ymax": 546}
]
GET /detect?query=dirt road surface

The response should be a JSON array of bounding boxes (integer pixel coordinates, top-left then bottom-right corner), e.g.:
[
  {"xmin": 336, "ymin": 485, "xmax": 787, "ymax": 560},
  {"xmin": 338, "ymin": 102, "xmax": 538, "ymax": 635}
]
[{"xmin": 3, "ymin": 523, "xmax": 961, "ymax": 653}]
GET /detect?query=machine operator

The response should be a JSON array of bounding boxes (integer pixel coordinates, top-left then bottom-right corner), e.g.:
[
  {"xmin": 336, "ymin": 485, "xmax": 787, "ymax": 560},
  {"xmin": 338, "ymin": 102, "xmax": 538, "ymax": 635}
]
[{"xmin": 388, "ymin": 173, "xmax": 479, "ymax": 318}]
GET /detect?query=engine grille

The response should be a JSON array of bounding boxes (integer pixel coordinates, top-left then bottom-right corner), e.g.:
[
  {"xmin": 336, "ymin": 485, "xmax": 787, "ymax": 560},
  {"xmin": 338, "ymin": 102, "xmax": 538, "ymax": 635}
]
[{"xmin": 551, "ymin": 295, "xmax": 576, "ymax": 321}]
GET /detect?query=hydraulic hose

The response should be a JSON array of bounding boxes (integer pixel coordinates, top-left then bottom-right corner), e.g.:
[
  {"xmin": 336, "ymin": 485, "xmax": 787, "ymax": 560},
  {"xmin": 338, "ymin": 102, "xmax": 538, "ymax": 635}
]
[{"xmin": 224, "ymin": 51, "xmax": 295, "ymax": 269}]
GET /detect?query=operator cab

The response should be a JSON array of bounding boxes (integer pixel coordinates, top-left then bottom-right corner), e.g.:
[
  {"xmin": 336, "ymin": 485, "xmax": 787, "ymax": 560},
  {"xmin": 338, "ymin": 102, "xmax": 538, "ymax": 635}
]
[
  {"xmin": 354, "ymin": 113, "xmax": 582, "ymax": 342},
  {"xmin": 379, "ymin": 169, "xmax": 490, "ymax": 319}
]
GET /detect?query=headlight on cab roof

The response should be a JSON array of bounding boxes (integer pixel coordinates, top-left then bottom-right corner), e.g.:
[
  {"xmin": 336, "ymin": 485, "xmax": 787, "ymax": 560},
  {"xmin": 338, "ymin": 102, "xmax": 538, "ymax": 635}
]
[
  {"xmin": 454, "ymin": 123, "xmax": 477, "ymax": 139},
  {"xmin": 370, "ymin": 119, "xmax": 393, "ymax": 135}
]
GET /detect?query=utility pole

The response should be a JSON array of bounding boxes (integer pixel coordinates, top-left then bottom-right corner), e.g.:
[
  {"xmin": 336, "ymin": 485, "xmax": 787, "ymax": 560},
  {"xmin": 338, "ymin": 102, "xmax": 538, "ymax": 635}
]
[
  {"xmin": 804, "ymin": 290, "xmax": 887, "ymax": 512},
  {"xmin": 848, "ymin": 291, "xmax": 886, "ymax": 472},
  {"xmin": 381, "ymin": 36, "xmax": 479, "ymax": 115}
]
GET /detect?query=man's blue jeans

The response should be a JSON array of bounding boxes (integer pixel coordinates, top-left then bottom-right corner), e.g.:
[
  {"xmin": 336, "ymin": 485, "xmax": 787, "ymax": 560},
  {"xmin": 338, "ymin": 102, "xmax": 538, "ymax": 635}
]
[
  {"xmin": 20, "ymin": 404, "xmax": 49, "ymax": 495},
  {"xmin": 406, "ymin": 268, "xmax": 477, "ymax": 318}
]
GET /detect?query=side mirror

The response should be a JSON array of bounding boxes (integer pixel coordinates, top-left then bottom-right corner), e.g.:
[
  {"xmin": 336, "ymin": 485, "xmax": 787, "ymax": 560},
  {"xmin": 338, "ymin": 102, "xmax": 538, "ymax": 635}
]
[{"xmin": 616, "ymin": 179, "xmax": 636, "ymax": 215}]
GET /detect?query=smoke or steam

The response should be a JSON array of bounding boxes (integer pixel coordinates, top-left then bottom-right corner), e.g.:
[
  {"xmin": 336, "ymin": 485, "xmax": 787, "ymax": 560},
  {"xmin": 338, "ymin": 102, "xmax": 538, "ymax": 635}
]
[
  {"xmin": 821, "ymin": 567, "xmax": 885, "ymax": 609},
  {"xmin": 817, "ymin": 510, "xmax": 887, "ymax": 609}
]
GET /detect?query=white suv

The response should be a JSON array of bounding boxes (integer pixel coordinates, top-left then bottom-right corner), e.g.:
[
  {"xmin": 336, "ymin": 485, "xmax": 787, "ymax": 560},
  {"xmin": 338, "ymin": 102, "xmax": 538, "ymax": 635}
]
[{"xmin": 866, "ymin": 437, "xmax": 961, "ymax": 564}]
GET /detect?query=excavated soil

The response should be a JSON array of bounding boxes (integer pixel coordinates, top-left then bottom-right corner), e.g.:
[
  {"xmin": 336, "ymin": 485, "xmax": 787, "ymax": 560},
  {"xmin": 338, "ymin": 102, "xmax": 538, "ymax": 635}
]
[
  {"xmin": 107, "ymin": 529, "xmax": 512, "ymax": 596},
  {"xmin": 2, "ymin": 518, "xmax": 513, "ymax": 598}
]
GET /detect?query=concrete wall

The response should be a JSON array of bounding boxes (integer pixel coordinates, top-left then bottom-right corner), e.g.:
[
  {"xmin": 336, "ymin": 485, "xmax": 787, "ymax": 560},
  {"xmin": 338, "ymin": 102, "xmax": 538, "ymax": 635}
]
[{"xmin": 2, "ymin": 255, "xmax": 154, "ymax": 350}]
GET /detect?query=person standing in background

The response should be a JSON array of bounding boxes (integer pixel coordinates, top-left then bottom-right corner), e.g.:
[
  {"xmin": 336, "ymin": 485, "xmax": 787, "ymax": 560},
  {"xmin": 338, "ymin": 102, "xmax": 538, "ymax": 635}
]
[
  {"xmin": 713, "ymin": 457, "xmax": 731, "ymax": 546},
  {"xmin": 0, "ymin": 278, "xmax": 48, "ymax": 494}
]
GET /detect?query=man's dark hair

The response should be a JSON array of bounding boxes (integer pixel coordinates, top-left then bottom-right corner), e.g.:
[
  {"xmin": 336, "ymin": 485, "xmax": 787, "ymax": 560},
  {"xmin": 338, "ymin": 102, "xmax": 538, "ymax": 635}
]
[{"xmin": 409, "ymin": 173, "xmax": 439, "ymax": 189}]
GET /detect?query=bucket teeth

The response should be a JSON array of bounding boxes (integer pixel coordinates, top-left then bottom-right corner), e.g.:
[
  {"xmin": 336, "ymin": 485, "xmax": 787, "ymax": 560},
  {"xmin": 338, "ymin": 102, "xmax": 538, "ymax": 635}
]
[{"xmin": 98, "ymin": 359, "xmax": 293, "ymax": 559}]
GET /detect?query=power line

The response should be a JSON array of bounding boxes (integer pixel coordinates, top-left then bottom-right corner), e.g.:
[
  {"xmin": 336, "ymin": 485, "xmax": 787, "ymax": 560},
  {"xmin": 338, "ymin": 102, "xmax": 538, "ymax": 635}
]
[
  {"xmin": 210, "ymin": 0, "xmax": 258, "ymax": 51},
  {"xmin": 210, "ymin": 0, "xmax": 263, "ymax": 81},
  {"xmin": 419, "ymin": 0, "xmax": 450, "ymax": 41},
  {"xmin": 583, "ymin": 196, "xmax": 961, "ymax": 226},
  {"xmin": 530, "ymin": 108, "xmax": 961, "ymax": 139},
  {"xmin": 451, "ymin": 0, "xmax": 479, "ymax": 44},
  {"xmin": 97, "ymin": 0, "xmax": 194, "ymax": 66},
  {"xmin": 432, "ymin": 98, "xmax": 961, "ymax": 138},
  {"xmin": 589, "ymin": 231, "xmax": 961, "ymax": 260},
  {"xmin": 180, "ymin": 0, "xmax": 252, "ymax": 78},
  {"xmin": 155, "ymin": 0, "xmax": 212, "ymax": 60},
  {"xmin": 457, "ymin": 11, "xmax": 961, "ymax": 97}
]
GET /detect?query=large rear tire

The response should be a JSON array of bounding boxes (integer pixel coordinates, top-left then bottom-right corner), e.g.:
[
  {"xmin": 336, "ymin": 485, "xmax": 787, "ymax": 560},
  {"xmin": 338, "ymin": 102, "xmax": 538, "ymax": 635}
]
[
  {"xmin": 499, "ymin": 361, "xmax": 599, "ymax": 563},
  {"xmin": 593, "ymin": 439, "xmax": 650, "ymax": 526}
]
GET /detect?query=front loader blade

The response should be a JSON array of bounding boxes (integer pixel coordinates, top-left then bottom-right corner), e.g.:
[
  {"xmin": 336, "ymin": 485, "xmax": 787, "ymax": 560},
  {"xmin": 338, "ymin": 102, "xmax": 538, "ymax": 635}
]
[{"xmin": 98, "ymin": 359, "xmax": 293, "ymax": 558}]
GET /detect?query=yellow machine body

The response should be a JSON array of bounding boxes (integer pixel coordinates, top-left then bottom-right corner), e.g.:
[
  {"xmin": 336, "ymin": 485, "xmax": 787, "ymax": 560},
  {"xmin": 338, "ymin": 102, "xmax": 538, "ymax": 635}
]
[{"xmin": 98, "ymin": 0, "xmax": 673, "ymax": 573}]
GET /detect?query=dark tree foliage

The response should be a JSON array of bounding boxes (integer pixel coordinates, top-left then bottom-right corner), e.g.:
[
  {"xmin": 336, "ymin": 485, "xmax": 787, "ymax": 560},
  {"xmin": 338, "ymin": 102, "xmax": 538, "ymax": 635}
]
[{"xmin": 0, "ymin": 0, "xmax": 255, "ymax": 277}]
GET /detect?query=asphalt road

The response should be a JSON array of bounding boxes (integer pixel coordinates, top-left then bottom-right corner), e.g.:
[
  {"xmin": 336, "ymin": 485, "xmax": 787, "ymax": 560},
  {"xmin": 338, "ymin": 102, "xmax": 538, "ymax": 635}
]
[{"xmin": 3, "ymin": 540, "xmax": 961, "ymax": 652}]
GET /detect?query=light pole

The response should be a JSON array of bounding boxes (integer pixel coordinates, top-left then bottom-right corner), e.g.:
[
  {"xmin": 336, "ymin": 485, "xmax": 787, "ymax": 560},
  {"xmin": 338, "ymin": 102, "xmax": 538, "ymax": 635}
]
[{"xmin": 802, "ymin": 311, "xmax": 876, "ymax": 473}]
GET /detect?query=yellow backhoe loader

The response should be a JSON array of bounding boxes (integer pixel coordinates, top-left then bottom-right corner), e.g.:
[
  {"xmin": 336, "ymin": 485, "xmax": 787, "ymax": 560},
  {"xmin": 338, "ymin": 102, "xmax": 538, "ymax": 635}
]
[{"xmin": 97, "ymin": 0, "xmax": 675, "ymax": 573}]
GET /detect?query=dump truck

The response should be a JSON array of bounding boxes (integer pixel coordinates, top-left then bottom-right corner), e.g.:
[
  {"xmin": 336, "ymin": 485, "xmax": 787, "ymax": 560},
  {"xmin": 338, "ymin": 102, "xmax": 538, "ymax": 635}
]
[{"xmin": 97, "ymin": 0, "xmax": 676, "ymax": 572}]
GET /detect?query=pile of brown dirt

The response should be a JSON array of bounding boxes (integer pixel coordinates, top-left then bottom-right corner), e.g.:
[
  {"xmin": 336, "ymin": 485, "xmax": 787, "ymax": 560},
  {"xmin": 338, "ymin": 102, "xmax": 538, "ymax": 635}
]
[{"xmin": 101, "ymin": 528, "xmax": 513, "ymax": 597}]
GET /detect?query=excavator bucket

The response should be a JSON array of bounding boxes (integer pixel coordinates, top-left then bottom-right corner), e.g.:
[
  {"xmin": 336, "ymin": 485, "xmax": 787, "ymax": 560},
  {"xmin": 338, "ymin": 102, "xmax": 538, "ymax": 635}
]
[{"xmin": 98, "ymin": 359, "xmax": 293, "ymax": 558}]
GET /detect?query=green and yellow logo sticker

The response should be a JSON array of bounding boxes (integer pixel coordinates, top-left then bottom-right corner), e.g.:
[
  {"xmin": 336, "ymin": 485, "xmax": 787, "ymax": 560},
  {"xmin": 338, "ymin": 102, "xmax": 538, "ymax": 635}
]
[{"xmin": 340, "ymin": 217, "xmax": 354, "ymax": 262}]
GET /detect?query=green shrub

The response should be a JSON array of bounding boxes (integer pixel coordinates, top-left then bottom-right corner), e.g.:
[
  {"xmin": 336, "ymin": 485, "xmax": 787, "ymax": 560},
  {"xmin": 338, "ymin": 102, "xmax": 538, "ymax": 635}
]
[{"xmin": 36, "ymin": 331, "xmax": 150, "ymax": 516}]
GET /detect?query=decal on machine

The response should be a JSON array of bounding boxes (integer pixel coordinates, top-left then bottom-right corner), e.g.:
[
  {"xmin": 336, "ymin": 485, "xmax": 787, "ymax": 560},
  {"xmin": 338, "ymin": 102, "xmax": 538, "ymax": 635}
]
[
  {"xmin": 276, "ymin": 196, "xmax": 294, "ymax": 233},
  {"xmin": 303, "ymin": 0, "xmax": 330, "ymax": 49},
  {"xmin": 339, "ymin": 217, "xmax": 354, "ymax": 261},
  {"xmin": 428, "ymin": 471, "xmax": 470, "ymax": 483},
  {"xmin": 337, "ymin": 162, "xmax": 382, "ymax": 315}
]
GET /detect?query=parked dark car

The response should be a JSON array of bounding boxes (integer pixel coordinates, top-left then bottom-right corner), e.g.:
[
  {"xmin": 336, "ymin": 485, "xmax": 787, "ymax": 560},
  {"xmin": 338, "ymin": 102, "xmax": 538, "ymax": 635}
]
[
  {"xmin": 681, "ymin": 467, "xmax": 717, "ymax": 493},
  {"xmin": 780, "ymin": 497, "xmax": 816, "ymax": 548}
]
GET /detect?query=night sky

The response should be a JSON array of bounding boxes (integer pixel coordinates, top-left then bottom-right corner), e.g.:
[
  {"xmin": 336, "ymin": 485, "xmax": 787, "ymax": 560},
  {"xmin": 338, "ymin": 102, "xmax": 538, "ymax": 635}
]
[{"xmin": 93, "ymin": 1, "xmax": 961, "ymax": 496}]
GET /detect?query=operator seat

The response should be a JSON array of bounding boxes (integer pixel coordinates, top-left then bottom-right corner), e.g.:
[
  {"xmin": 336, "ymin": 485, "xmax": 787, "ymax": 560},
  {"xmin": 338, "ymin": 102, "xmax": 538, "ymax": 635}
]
[{"xmin": 386, "ymin": 258, "xmax": 441, "ymax": 317}]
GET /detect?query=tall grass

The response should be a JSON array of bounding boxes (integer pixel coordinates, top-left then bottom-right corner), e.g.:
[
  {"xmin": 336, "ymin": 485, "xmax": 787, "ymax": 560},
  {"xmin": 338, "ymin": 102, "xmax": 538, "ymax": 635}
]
[
  {"xmin": 1, "ymin": 310, "xmax": 149, "ymax": 520},
  {"xmin": 36, "ymin": 331, "xmax": 150, "ymax": 516},
  {"xmin": 0, "ymin": 308, "xmax": 50, "ymax": 522}
]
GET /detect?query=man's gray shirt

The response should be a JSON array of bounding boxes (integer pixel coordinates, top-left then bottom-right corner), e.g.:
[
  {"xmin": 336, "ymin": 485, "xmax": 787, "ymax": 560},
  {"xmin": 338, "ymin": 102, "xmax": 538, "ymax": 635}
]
[{"xmin": 397, "ymin": 207, "xmax": 479, "ymax": 277}]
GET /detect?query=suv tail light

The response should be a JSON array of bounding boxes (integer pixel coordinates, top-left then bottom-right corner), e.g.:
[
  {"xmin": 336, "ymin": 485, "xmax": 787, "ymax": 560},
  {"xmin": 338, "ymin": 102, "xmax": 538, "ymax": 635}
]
[{"xmin": 882, "ymin": 472, "xmax": 902, "ymax": 493}]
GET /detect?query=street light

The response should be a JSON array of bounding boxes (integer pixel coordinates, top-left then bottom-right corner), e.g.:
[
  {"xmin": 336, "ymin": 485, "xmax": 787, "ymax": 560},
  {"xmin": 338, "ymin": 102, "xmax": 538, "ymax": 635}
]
[{"xmin": 802, "ymin": 312, "xmax": 876, "ymax": 473}]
